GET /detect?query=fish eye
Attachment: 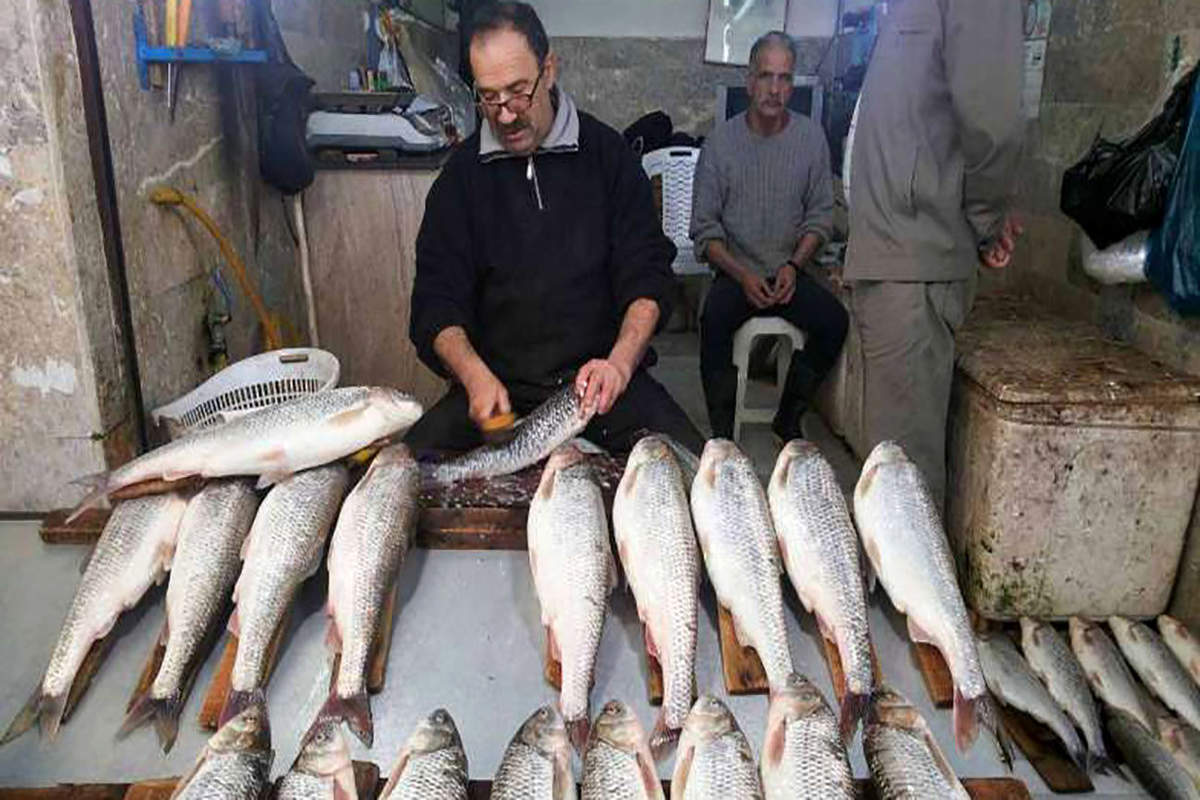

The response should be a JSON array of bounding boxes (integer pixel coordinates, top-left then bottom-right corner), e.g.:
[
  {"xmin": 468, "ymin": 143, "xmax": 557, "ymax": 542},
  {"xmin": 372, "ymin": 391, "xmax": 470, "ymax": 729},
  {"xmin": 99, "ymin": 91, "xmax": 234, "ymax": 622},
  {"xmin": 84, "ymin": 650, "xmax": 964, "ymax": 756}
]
[
  {"xmin": 604, "ymin": 701, "xmax": 622, "ymax": 714},
  {"xmin": 433, "ymin": 710, "xmax": 449, "ymax": 723}
]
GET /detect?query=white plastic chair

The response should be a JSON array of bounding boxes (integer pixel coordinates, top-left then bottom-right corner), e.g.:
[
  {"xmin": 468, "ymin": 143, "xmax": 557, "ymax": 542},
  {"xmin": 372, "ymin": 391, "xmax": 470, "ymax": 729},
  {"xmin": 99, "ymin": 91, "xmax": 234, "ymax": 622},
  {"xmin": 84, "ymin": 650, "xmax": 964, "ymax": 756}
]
[
  {"xmin": 641, "ymin": 147, "xmax": 708, "ymax": 276},
  {"xmin": 731, "ymin": 317, "xmax": 806, "ymax": 442}
]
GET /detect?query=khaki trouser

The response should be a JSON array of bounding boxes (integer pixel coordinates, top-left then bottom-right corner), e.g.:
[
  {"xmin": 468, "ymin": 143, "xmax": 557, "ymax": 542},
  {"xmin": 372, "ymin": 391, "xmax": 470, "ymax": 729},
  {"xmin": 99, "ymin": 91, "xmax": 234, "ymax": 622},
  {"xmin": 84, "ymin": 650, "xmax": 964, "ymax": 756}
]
[{"xmin": 850, "ymin": 277, "xmax": 976, "ymax": 510}]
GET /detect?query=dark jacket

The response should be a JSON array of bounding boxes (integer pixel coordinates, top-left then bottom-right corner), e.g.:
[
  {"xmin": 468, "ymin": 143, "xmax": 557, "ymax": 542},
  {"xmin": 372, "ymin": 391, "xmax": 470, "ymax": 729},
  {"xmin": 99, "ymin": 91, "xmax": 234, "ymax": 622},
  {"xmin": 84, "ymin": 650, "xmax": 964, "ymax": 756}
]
[
  {"xmin": 410, "ymin": 92, "xmax": 677, "ymax": 387},
  {"xmin": 846, "ymin": 0, "xmax": 1024, "ymax": 281}
]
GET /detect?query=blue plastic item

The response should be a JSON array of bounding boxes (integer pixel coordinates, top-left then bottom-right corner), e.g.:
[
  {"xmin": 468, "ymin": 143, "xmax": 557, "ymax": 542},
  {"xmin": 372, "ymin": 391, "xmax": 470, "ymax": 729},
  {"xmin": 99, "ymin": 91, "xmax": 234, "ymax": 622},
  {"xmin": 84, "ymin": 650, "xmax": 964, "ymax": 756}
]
[
  {"xmin": 1147, "ymin": 70, "xmax": 1200, "ymax": 315},
  {"xmin": 132, "ymin": 5, "xmax": 268, "ymax": 91}
]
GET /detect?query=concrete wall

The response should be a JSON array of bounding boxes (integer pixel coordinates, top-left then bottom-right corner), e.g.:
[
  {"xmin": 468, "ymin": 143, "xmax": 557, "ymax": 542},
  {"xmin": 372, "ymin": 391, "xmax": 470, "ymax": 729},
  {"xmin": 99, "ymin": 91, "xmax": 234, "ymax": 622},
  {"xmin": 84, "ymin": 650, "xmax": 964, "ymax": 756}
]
[{"xmin": 276, "ymin": 0, "xmax": 368, "ymax": 91}]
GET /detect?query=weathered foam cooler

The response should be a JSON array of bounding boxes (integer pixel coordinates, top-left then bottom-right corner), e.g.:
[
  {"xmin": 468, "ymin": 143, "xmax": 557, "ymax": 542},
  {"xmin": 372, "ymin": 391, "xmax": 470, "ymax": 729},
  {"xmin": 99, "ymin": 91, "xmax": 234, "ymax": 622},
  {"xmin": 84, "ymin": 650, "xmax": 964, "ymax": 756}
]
[{"xmin": 946, "ymin": 296, "xmax": 1200, "ymax": 620}]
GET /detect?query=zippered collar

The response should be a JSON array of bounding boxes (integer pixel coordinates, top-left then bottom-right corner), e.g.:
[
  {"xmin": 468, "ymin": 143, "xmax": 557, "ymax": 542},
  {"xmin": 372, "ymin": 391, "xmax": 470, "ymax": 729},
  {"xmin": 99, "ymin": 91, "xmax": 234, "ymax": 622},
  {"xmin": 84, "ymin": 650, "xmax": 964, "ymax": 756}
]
[{"xmin": 478, "ymin": 87, "xmax": 580, "ymax": 163}]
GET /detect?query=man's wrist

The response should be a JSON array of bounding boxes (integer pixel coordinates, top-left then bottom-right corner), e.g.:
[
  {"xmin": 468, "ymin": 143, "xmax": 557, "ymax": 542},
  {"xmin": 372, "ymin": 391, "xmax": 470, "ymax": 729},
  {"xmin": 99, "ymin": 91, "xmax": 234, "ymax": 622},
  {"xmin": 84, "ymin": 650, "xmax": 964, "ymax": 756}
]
[{"xmin": 785, "ymin": 258, "xmax": 803, "ymax": 272}]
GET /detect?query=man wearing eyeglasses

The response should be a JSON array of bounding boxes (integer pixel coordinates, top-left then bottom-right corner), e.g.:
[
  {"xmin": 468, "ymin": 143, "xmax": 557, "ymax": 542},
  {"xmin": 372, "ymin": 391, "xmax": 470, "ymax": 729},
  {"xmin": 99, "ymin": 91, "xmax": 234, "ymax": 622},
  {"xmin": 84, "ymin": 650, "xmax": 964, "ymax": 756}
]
[{"xmin": 405, "ymin": 1, "xmax": 705, "ymax": 456}]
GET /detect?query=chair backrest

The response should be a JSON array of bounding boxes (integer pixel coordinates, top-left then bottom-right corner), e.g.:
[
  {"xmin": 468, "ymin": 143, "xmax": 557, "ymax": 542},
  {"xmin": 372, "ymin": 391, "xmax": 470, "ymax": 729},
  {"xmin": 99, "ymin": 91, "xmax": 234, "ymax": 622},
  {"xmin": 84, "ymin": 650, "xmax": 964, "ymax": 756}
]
[{"xmin": 642, "ymin": 147, "xmax": 708, "ymax": 275}]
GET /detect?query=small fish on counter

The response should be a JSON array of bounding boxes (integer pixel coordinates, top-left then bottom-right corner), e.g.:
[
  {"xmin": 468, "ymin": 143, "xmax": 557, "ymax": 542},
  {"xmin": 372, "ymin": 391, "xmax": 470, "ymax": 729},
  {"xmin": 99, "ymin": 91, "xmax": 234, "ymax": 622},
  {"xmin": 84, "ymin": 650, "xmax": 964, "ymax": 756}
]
[
  {"xmin": 1108, "ymin": 709, "xmax": 1200, "ymax": 800},
  {"xmin": 670, "ymin": 695, "xmax": 763, "ymax": 800},
  {"xmin": 169, "ymin": 695, "xmax": 273, "ymax": 800},
  {"xmin": 613, "ymin": 435, "xmax": 700, "ymax": 757},
  {"xmin": 379, "ymin": 709, "xmax": 469, "ymax": 800},
  {"xmin": 759, "ymin": 674, "xmax": 854, "ymax": 800},
  {"xmin": 1160, "ymin": 616, "xmax": 1200, "ymax": 688},
  {"xmin": 581, "ymin": 700, "xmax": 664, "ymax": 800},
  {"xmin": 1070, "ymin": 617, "xmax": 1161, "ymax": 733},
  {"xmin": 1111, "ymin": 616, "xmax": 1200, "ymax": 731},
  {"xmin": 314, "ymin": 444, "xmax": 419, "ymax": 747},
  {"xmin": 2, "ymin": 491, "xmax": 189, "ymax": 745},
  {"xmin": 275, "ymin": 719, "xmax": 357, "ymax": 800},
  {"xmin": 490, "ymin": 705, "xmax": 575, "ymax": 800},
  {"xmin": 690, "ymin": 439, "xmax": 794, "ymax": 691},
  {"xmin": 527, "ymin": 445, "xmax": 616, "ymax": 752},
  {"xmin": 864, "ymin": 686, "xmax": 970, "ymax": 800},
  {"xmin": 768, "ymin": 440, "xmax": 873, "ymax": 738},
  {"xmin": 1158, "ymin": 715, "xmax": 1200, "ymax": 791}
]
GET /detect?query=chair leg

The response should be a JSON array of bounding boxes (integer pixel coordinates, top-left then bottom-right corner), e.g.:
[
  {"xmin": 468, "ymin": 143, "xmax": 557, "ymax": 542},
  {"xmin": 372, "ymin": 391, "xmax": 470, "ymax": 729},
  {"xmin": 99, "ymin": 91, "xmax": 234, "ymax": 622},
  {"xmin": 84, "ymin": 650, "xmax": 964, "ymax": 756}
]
[{"xmin": 733, "ymin": 358, "xmax": 749, "ymax": 444}]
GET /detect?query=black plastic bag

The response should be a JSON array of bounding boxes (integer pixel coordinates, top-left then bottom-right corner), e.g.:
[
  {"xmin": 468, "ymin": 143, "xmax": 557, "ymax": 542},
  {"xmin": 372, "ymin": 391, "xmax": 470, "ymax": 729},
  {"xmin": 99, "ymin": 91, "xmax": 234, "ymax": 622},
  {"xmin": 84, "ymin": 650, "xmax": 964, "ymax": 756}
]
[
  {"xmin": 251, "ymin": 0, "xmax": 316, "ymax": 195},
  {"xmin": 1147, "ymin": 71, "xmax": 1200, "ymax": 315},
  {"xmin": 1061, "ymin": 66, "xmax": 1197, "ymax": 249}
]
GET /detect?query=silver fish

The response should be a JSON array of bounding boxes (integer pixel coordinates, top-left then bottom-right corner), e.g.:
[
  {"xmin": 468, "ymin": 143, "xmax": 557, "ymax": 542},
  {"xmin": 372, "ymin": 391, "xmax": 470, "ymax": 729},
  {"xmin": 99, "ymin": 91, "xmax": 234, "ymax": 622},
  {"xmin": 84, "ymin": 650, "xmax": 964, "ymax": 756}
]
[
  {"xmin": 315, "ymin": 444, "xmax": 418, "ymax": 747},
  {"xmin": 490, "ymin": 706, "xmax": 576, "ymax": 800},
  {"xmin": 121, "ymin": 480, "xmax": 260, "ymax": 751},
  {"xmin": 222, "ymin": 464, "xmax": 349, "ymax": 724},
  {"xmin": 2, "ymin": 492, "xmax": 188, "ymax": 745},
  {"xmin": 581, "ymin": 701, "xmax": 665, "ymax": 800},
  {"xmin": 864, "ymin": 687, "xmax": 970, "ymax": 800},
  {"xmin": 1019, "ymin": 617, "xmax": 1114, "ymax": 772},
  {"xmin": 276, "ymin": 719, "xmax": 357, "ymax": 800},
  {"xmin": 613, "ymin": 435, "xmax": 700, "ymax": 755},
  {"xmin": 759, "ymin": 674, "xmax": 854, "ymax": 800},
  {"xmin": 1108, "ymin": 710, "xmax": 1200, "ymax": 800},
  {"xmin": 1070, "ymin": 617, "xmax": 1159, "ymax": 732},
  {"xmin": 1159, "ymin": 716, "xmax": 1200, "ymax": 791},
  {"xmin": 769, "ymin": 440, "xmax": 872, "ymax": 738},
  {"xmin": 70, "ymin": 387, "xmax": 421, "ymax": 520},
  {"xmin": 379, "ymin": 709, "xmax": 469, "ymax": 800},
  {"xmin": 977, "ymin": 631, "xmax": 1086, "ymax": 770},
  {"xmin": 670, "ymin": 695, "xmax": 763, "ymax": 800},
  {"xmin": 1112, "ymin": 616, "xmax": 1200, "ymax": 731},
  {"xmin": 528, "ymin": 446, "xmax": 616, "ymax": 752},
  {"xmin": 170, "ymin": 696, "xmax": 273, "ymax": 800},
  {"xmin": 853, "ymin": 441, "xmax": 993, "ymax": 754},
  {"xmin": 1160, "ymin": 616, "xmax": 1200, "ymax": 688},
  {"xmin": 690, "ymin": 440, "xmax": 793, "ymax": 690},
  {"xmin": 430, "ymin": 386, "xmax": 594, "ymax": 484}
]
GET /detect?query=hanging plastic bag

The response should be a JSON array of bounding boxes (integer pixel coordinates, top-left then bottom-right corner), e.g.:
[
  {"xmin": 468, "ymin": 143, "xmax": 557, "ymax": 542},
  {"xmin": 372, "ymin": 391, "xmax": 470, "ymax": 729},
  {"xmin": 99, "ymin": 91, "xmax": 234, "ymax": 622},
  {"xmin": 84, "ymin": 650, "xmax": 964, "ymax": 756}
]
[
  {"xmin": 1060, "ymin": 66, "xmax": 1196, "ymax": 249},
  {"xmin": 1081, "ymin": 230, "xmax": 1149, "ymax": 285},
  {"xmin": 1146, "ymin": 70, "xmax": 1200, "ymax": 315}
]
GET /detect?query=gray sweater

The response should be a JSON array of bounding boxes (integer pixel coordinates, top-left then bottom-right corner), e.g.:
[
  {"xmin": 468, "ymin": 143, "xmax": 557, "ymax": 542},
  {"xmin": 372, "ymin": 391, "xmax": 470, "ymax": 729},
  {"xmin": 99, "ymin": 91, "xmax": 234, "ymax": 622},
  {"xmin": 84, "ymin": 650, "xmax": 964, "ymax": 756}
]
[{"xmin": 690, "ymin": 111, "xmax": 833, "ymax": 278}]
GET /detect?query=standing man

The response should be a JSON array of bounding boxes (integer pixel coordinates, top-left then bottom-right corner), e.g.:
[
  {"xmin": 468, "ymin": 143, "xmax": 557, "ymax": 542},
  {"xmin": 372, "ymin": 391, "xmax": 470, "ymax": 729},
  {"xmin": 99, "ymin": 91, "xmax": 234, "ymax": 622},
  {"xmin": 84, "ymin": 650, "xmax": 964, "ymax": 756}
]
[
  {"xmin": 846, "ymin": 0, "xmax": 1024, "ymax": 508},
  {"xmin": 691, "ymin": 32, "xmax": 848, "ymax": 443},
  {"xmin": 406, "ymin": 2, "xmax": 705, "ymax": 455}
]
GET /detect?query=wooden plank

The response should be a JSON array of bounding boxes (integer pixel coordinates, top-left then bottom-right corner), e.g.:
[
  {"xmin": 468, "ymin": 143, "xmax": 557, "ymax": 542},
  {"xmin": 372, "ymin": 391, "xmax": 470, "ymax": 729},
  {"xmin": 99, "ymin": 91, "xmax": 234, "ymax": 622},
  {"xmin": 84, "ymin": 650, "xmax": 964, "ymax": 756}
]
[
  {"xmin": 121, "ymin": 779, "xmax": 174, "ymax": 800},
  {"xmin": 40, "ymin": 509, "xmax": 109, "ymax": 544},
  {"xmin": 416, "ymin": 507, "xmax": 527, "ymax": 550},
  {"xmin": 459, "ymin": 779, "xmax": 1027, "ymax": 800},
  {"xmin": 914, "ymin": 642, "xmax": 955, "ymax": 708},
  {"xmin": 0, "ymin": 787, "xmax": 128, "ymax": 800},
  {"xmin": 197, "ymin": 608, "xmax": 291, "ymax": 730},
  {"xmin": 819, "ymin": 634, "xmax": 885, "ymax": 706},
  {"xmin": 997, "ymin": 704, "xmax": 1093, "ymax": 793},
  {"xmin": 717, "ymin": 606, "xmax": 769, "ymax": 695},
  {"xmin": 544, "ymin": 635, "xmax": 562, "ymax": 692},
  {"xmin": 647, "ymin": 654, "xmax": 664, "ymax": 706}
]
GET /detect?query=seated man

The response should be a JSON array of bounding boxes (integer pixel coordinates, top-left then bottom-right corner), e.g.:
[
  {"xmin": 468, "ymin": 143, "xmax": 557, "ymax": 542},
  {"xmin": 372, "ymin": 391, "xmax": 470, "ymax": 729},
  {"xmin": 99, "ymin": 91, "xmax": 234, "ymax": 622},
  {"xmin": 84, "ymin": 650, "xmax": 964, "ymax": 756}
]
[
  {"xmin": 691, "ymin": 31, "xmax": 848, "ymax": 442},
  {"xmin": 405, "ymin": 1, "xmax": 704, "ymax": 456}
]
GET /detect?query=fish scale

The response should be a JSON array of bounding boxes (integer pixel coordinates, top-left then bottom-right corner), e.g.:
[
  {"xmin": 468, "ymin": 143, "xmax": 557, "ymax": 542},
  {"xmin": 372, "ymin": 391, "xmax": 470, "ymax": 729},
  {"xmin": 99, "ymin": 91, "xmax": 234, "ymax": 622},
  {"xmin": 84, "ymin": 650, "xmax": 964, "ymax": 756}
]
[
  {"xmin": 671, "ymin": 696, "xmax": 762, "ymax": 800},
  {"xmin": 1110, "ymin": 616, "xmax": 1200, "ymax": 731},
  {"xmin": 380, "ymin": 709, "xmax": 469, "ymax": 800},
  {"xmin": 490, "ymin": 706, "xmax": 574, "ymax": 800},
  {"xmin": 581, "ymin": 701, "xmax": 663, "ymax": 800},
  {"xmin": 1070, "ymin": 617, "xmax": 1159, "ymax": 733},
  {"xmin": 769, "ymin": 441, "xmax": 872, "ymax": 735},
  {"xmin": 1108, "ymin": 710, "xmax": 1200, "ymax": 800},
  {"xmin": 760, "ymin": 674, "xmax": 854, "ymax": 800},
  {"xmin": 864, "ymin": 688, "xmax": 969, "ymax": 800},
  {"xmin": 691, "ymin": 440, "xmax": 792, "ymax": 690}
]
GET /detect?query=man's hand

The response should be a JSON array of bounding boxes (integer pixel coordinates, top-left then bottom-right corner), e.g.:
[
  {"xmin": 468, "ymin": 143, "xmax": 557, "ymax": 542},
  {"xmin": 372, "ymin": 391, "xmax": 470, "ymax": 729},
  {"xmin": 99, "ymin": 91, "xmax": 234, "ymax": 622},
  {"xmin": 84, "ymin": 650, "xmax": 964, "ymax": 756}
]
[
  {"xmin": 980, "ymin": 215, "xmax": 1024, "ymax": 269},
  {"xmin": 739, "ymin": 270, "xmax": 775, "ymax": 309},
  {"xmin": 575, "ymin": 359, "xmax": 632, "ymax": 416},
  {"xmin": 462, "ymin": 365, "xmax": 511, "ymax": 427},
  {"xmin": 771, "ymin": 263, "xmax": 797, "ymax": 305}
]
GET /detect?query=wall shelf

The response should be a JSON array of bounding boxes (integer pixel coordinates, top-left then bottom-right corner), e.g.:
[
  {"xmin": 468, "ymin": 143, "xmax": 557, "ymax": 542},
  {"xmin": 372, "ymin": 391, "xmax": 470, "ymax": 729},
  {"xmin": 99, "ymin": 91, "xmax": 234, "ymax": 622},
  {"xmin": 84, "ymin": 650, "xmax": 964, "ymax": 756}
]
[{"xmin": 133, "ymin": 6, "xmax": 268, "ymax": 90}]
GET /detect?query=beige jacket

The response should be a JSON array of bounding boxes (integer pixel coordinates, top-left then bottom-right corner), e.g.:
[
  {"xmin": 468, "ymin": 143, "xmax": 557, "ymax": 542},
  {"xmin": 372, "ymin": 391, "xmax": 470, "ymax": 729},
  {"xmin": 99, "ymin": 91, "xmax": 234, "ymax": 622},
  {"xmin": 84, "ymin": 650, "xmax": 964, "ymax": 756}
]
[{"xmin": 846, "ymin": 0, "xmax": 1024, "ymax": 282}]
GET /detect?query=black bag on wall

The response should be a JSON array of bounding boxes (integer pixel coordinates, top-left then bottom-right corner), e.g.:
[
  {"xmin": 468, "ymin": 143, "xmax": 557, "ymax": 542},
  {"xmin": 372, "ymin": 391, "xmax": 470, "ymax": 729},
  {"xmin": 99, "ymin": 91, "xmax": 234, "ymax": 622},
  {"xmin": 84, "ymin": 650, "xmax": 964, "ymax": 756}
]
[{"xmin": 253, "ymin": 1, "xmax": 315, "ymax": 195}]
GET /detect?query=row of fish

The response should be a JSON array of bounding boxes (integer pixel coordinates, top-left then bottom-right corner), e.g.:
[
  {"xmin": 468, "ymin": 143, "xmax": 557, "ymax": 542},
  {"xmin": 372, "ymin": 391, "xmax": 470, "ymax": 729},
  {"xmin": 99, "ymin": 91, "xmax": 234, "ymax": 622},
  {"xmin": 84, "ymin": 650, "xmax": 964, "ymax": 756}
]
[{"xmin": 4, "ymin": 389, "xmax": 425, "ymax": 752}]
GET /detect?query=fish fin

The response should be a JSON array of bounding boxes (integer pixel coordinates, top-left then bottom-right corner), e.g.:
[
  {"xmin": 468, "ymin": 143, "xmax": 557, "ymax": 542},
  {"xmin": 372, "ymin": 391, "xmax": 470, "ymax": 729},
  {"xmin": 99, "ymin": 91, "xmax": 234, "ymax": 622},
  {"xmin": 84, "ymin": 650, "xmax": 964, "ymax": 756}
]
[
  {"xmin": 0, "ymin": 686, "xmax": 44, "ymax": 746},
  {"xmin": 227, "ymin": 608, "xmax": 240, "ymax": 637},
  {"xmin": 218, "ymin": 687, "xmax": 264, "ymax": 729},
  {"xmin": 327, "ymin": 401, "xmax": 372, "ymax": 428},
  {"xmin": 649, "ymin": 710, "xmax": 680, "ymax": 761},
  {"xmin": 862, "ymin": 539, "xmax": 881, "ymax": 593},
  {"xmin": 635, "ymin": 748, "xmax": 662, "ymax": 800},
  {"xmin": 119, "ymin": 691, "xmax": 184, "ymax": 753},
  {"xmin": 325, "ymin": 621, "xmax": 342, "ymax": 652},
  {"xmin": 907, "ymin": 617, "xmax": 935, "ymax": 645},
  {"xmin": 255, "ymin": 470, "xmax": 291, "ymax": 490},
  {"xmin": 36, "ymin": 692, "xmax": 67, "ymax": 742},
  {"xmin": 551, "ymin": 743, "xmax": 574, "ymax": 800},
  {"xmin": 1088, "ymin": 752, "xmax": 1124, "ymax": 779},
  {"xmin": 814, "ymin": 611, "xmax": 833, "ymax": 641},
  {"xmin": 670, "ymin": 737, "xmax": 694, "ymax": 789},
  {"xmin": 64, "ymin": 474, "xmax": 112, "ymax": 524},
  {"xmin": 839, "ymin": 691, "xmax": 870, "ymax": 743},
  {"xmin": 379, "ymin": 747, "xmax": 412, "ymax": 800},
  {"xmin": 547, "ymin": 626, "xmax": 561, "ymax": 663},
  {"xmin": 981, "ymin": 694, "xmax": 1014, "ymax": 769},
  {"xmin": 312, "ymin": 691, "xmax": 374, "ymax": 748},
  {"xmin": 332, "ymin": 762, "xmax": 358, "ymax": 800},
  {"xmin": 607, "ymin": 553, "xmax": 620, "ymax": 593},
  {"xmin": 863, "ymin": 556, "xmax": 877, "ymax": 595},
  {"xmin": 762, "ymin": 707, "xmax": 786, "ymax": 769},
  {"xmin": 643, "ymin": 625, "xmax": 660, "ymax": 660},
  {"xmin": 566, "ymin": 714, "xmax": 590, "ymax": 755},
  {"xmin": 952, "ymin": 688, "xmax": 980, "ymax": 753}
]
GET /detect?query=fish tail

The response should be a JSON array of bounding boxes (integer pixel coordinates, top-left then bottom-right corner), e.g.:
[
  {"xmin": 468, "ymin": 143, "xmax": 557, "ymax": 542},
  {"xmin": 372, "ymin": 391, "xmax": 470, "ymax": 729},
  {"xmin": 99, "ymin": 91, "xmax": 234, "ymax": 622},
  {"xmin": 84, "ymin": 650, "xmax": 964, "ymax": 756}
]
[
  {"xmin": 1088, "ymin": 751, "xmax": 1124, "ymax": 779},
  {"xmin": 119, "ymin": 691, "xmax": 184, "ymax": 752},
  {"xmin": 838, "ymin": 690, "xmax": 870, "ymax": 743},
  {"xmin": 0, "ymin": 686, "xmax": 47, "ymax": 747},
  {"xmin": 975, "ymin": 692, "xmax": 1014, "ymax": 769},
  {"xmin": 219, "ymin": 687, "xmax": 265, "ymax": 729},
  {"xmin": 566, "ymin": 715, "xmax": 590, "ymax": 755},
  {"xmin": 36, "ymin": 692, "xmax": 67, "ymax": 742},
  {"xmin": 64, "ymin": 474, "xmax": 112, "ymax": 524},
  {"xmin": 312, "ymin": 691, "xmax": 373, "ymax": 748},
  {"xmin": 952, "ymin": 688, "xmax": 981, "ymax": 754},
  {"xmin": 648, "ymin": 709, "xmax": 681, "ymax": 761}
]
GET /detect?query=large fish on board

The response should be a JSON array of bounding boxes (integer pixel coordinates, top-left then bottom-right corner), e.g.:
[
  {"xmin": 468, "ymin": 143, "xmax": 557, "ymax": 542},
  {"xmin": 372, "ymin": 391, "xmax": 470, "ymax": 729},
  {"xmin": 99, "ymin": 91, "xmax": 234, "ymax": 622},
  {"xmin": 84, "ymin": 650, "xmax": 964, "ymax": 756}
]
[
  {"xmin": 490, "ymin": 706, "xmax": 576, "ymax": 800},
  {"xmin": 1111, "ymin": 616, "xmax": 1200, "ymax": 731},
  {"xmin": 276, "ymin": 719, "xmax": 357, "ymax": 800},
  {"xmin": 429, "ymin": 386, "xmax": 594, "ymax": 485},
  {"xmin": 169, "ymin": 696, "xmax": 273, "ymax": 800},
  {"xmin": 379, "ymin": 709, "xmax": 469, "ymax": 800},
  {"xmin": 313, "ymin": 444, "xmax": 419, "ymax": 747},
  {"xmin": 1108, "ymin": 710, "xmax": 1200, "ymax": 800},
  {"xmin": 690, "ymin": 440, "xmax": 793, "ymax": 690},
  {"xmin": 977, "ymin": 631, "xmax": 1087, "ymax": 770},
  {"xmin": 1070, "ymin": 617, "xmax": 1160, "ymax": 733},
  {"xmin": 759, "ymin": 673, "xmax": 854, "ymax": 800},
  {"xmin": 853, "ymin": 441, "xmax": 997, "ymax": 755},
  {"xmin": 221, "ymin": 464, "xmax": 349, "ymax": 724},
  {"xmin": 527, "ymin": 445, "xmax": 616, "ymax": 752},
  {"xmin": 768, "ymin": 440, "xmax": 872, "ymax": 738},
  {"xmin": 1160, "ymin": 615, "xmax": 1200, "ymax": 687},
  {"xmin": 670, "ymin": 695, "xmax": 763, "ymax": 800},
  {"xmin": 69, "ymin": 387, "xmax": 421, "ymax": 520},
  {"xmin": 2, "ymin": 492, "xmax": 188, "ymax": 745},
  {"xmin": 612, "ymin": 435, "xmax": 700, "ymax": 756},
  {"xmin": 121, "ymin": 479, "xmax": 260, "ymax": 751},
  {"xmin": 864, "ymin": 687, "xmax": 970, "ymax": 800},
  {"xmin": 581, "ymin": 700, "xmax": 665, "ymax": 800},
  {"xmin": 1019, "ymin": 617, "xmax": 1116, "ymax": 773}
]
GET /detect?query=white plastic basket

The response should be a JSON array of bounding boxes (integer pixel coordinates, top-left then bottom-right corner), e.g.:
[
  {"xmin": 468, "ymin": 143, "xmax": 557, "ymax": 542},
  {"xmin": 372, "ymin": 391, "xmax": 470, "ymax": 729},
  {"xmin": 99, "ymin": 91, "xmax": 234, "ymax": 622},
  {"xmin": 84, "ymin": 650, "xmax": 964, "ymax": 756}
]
[{"xmin": 152, "ymin": 348, "xmax": 340, "ymax": 438}]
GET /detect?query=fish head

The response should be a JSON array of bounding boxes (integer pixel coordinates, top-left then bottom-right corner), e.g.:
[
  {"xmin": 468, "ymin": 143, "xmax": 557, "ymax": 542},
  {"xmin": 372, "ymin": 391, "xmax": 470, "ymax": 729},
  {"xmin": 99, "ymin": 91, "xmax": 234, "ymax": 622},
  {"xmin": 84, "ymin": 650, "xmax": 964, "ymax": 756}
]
[
  {"xmin": 1159, "ymin": 614, "xmax": 1189, "ymax": 641},
  {"xmin": 767, "ymin": 673, "xmax": 828, "ymax": 724},
  {"xmin": 769, "ymin": 439, "xmax": 820, "ymax": 489},
  {"xmin": 1068, "ymin": 616, "xmax": 1093, "ymax": 646},
  {"xmin": 683, "ymin": 695, "xmax": 738, "ymax": 742},
  {"xmin": 368, "ymin": 388, "xmax": 425, "ymax": 431},
  {"xmin": 516, "ymin": 705, "xmax": 569, "ymax": 758},
  {"xmin": 545, "ymin": 444, "xmax": 585, "ymax": 472},
  {"xmin": 591, "ymin": 700, "xmax": 644, "ymax": 753},
  {"xmin": 627, "ymin": 435, "xmax": 674, "ymax": 468},
  {"xmin": 867, "ymin": 686, "xmax": 923, "ymax": 730},
  {"xmin": 695, "ymin": 439, "xmax": 752, "ymax": 492},
  {"xmin": 1107, "ymin": 616, "xmax": 1136, "ymax": 643},
  {"xmin": 862, "ymin": 441, "xmax": 909, "ymax": 472},
  {"xmin": 1018, "ymin": 617, "xmax": 1044, "ymax": 645},
  {"xmin": 407, "ymin": 708, "xmax": 464, "ymax": 756},
  {"xmin": 210, "ymin": 697, "xmax": 271, "ymax": 755},
  {"xmin": 293, "ymin": 719, "xmax": 351, "ymax": 778}
]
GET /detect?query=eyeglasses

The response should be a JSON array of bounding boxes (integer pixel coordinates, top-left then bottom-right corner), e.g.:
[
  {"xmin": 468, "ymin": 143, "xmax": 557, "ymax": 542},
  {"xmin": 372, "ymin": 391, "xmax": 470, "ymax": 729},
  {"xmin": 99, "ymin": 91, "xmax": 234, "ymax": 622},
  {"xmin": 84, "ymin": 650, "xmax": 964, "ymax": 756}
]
[{"xmin": 474, "ymin": 65, "xmax": 544, "ymax": 115}]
